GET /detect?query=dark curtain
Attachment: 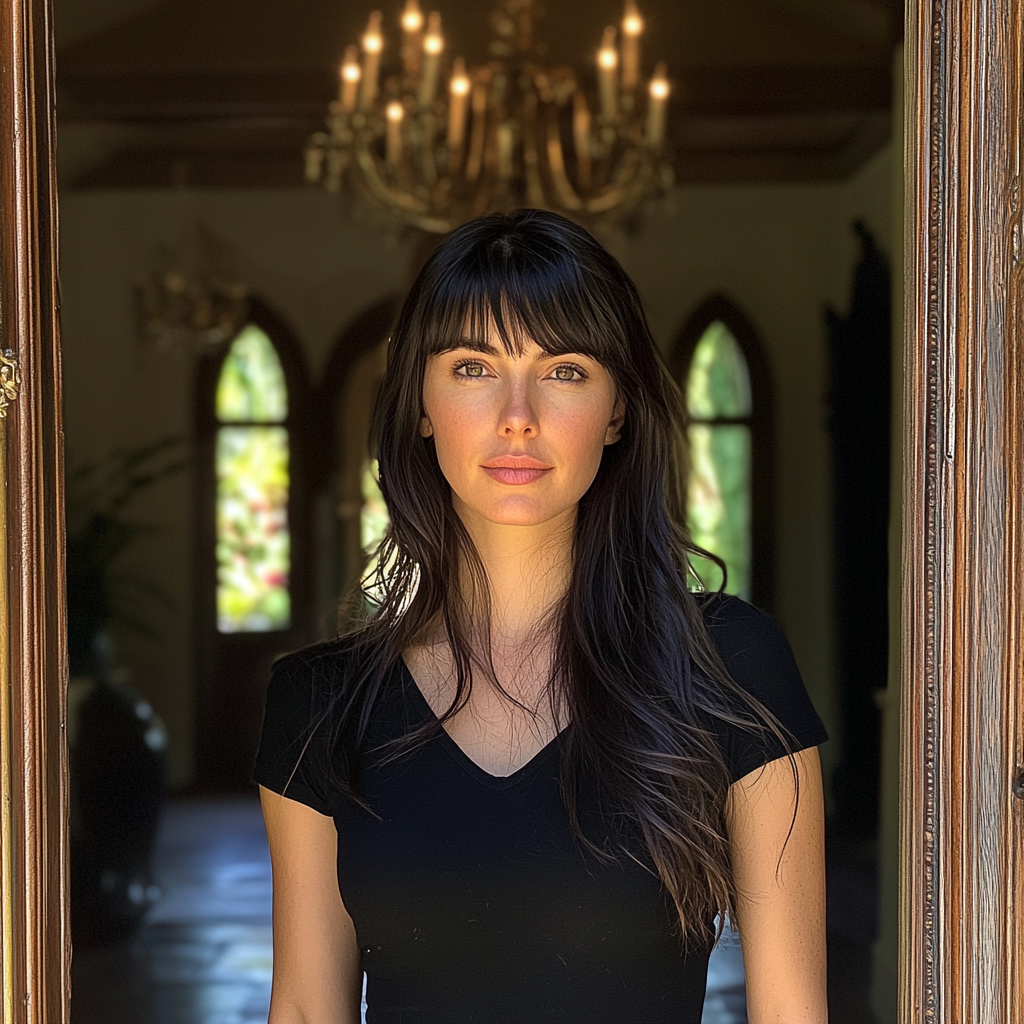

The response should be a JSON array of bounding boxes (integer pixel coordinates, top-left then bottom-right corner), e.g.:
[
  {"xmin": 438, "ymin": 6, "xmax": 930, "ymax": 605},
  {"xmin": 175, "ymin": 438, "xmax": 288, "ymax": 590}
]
[{"xmin": 825, "ymin": 222, "xmax": 891, "ymax": 840}]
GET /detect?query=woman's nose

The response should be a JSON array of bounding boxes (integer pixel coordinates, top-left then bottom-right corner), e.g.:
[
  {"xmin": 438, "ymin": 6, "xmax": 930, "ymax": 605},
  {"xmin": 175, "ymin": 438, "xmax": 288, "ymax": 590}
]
[{"xmin": 498, "ymin": 377, "xmax": 538, "ymax": 437}]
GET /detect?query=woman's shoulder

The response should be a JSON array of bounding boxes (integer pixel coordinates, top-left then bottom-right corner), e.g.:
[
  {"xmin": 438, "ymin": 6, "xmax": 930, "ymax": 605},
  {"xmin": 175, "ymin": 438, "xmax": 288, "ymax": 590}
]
[
  {"xmin": 694, "ymin": 590, "xmax": 770, "ymax": 625},
  {"xmin": 259, "ymin": 633, "xmax": 374, "ymax": 749},
  {"xmin": 695, "ymin": 592, "xmax": 789, "ymax": 670},
  {"xmin": 267, "ymin": 631, "xmax": 370, "ymax": 700},
  {"xmin": 255, "ymin": 631, "xmax": 378, "ymax": 813},
  {"xmin": 271, "ymin": 631, "xmax": 362, "ymax": 676},
  {"xmin": 693, "ymin": 592, "xmax": 828, "ymax": 780}
]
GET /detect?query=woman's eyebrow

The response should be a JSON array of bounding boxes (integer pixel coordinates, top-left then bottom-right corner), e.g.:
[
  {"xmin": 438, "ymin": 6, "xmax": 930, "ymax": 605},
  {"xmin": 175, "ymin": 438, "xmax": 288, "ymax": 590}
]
[
  {"xmin": 443, "ymin": 338, "xmax": 503, "ymax": 355},
  {"xmin": 444, "ymin": 339, "xmax": 591, "ymax": 358}
]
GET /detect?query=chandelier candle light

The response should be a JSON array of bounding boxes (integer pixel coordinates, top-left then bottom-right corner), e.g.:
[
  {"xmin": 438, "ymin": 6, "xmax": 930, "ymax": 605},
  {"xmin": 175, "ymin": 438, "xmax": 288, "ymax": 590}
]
[{"xmin": 305, "ymin": 0, "xmax": 674, "ymax": 233}]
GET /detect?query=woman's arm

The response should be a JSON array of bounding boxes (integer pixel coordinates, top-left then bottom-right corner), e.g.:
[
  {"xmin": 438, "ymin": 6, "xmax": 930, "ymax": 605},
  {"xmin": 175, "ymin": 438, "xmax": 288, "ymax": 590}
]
[
  {"xmin": 260, "ymin": 785, "xmax": 363, "ymax": 1024},
  {"xmin": 725, "ymin": 746, "xmax": 828, "ymax": 1024}
]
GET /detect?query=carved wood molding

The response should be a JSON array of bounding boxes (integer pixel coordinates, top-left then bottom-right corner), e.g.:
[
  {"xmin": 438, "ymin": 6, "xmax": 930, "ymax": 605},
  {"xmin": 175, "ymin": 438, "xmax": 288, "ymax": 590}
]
[
  {"xmin": 0, "ymin": 0, "xmax": 69, "ymax": 1021},
  {"xmin": 903, "ymin": 0, "xmax": 1024, "ymax": 1020}
]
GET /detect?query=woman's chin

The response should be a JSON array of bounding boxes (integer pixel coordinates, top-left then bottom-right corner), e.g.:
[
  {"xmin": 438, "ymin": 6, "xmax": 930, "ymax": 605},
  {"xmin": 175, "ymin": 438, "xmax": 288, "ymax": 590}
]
[{"xmin": 458, "ymin": 499, "xmax": 576, "ymax": 531}]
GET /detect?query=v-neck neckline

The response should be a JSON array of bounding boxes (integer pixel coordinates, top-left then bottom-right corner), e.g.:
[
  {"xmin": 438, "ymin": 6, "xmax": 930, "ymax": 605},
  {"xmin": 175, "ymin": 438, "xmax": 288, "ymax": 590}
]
[{"xmin": 397, "ymin": 656, "xmax": 565, "ymax": 791}]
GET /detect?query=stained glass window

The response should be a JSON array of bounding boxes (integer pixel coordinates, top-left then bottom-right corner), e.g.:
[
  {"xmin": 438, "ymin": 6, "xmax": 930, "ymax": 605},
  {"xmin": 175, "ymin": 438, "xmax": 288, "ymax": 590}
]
[
  {"xmin": 215, "ymin": 325, "xmax": 291, "ymax": 632},
  {"xmin": 360, "ymin": 460, "xmax": 389, "ymax": 554},
  {"xmin": 685, "ymin": 320, "xmax": 753, "ymax": 600}
]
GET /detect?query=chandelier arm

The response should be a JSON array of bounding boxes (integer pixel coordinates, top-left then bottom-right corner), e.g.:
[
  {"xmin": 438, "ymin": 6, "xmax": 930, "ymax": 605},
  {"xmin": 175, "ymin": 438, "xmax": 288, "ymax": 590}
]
[
  {"xmin": 415, "ymin": 111, "xmax": 439, "ymax": 186},
  {"xmin": 351, "ymin": 138, "xmax": 459, "ymax": 232},
  {"xmin": 585, "ymin": 179, "xmax": 646, "ymax": 214},
  {"xmin": 544, "ymin": 106, "xmax": 584, "ymax": 212},
  {"xmin": 325, "ymin": 142, "xmax": 351, "ymax": 193},
  {"xmin": 354, "ymin": 141, "xmax": 431, "ymax": 215},
  {"xmin": 583, "ymin": 148, "xmax": 649, "ymax": 213},
  {"xmin": 571, "ymin": 88, "xmax": 593, "ymax": 193},
  {"xmin": 464, "ymin": 77, "xmax": 490, "ymax": 183},
  {"xmin": 521, "ymin": 91, "xmax": 545, "ymax": 208},
  {"xmin": 405, "ymin": 210, "xmax": 458, "ymax": 233}
]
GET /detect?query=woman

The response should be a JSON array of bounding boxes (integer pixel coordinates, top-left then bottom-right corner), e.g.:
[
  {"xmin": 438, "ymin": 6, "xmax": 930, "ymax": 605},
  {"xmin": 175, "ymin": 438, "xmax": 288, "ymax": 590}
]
[{"xmin": 255, "ymin": 209, "xmax": 828, "ymax": 1024}]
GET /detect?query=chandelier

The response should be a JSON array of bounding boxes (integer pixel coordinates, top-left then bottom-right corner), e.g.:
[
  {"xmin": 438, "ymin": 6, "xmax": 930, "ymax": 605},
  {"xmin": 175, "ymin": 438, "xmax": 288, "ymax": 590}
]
[
  {"xmin": 304, "ymin": 0, "xmax": 673, "ymax": 234},
  {"xmin": 133, "ymin": 223, "xmax": 248, "ymax": 356}
]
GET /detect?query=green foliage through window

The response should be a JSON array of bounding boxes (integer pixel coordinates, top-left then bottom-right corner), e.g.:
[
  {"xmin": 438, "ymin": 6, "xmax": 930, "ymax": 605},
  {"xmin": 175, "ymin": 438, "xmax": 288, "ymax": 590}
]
[
  {"xmin": 216, "ymin": 324, "xmax": 288, "ymax": 423},
  {"xmin": 215, "ymin": 325, "xmax": 291, "ymax": 632},
  {"xmin": 685, "ymin": 321, "xmax": 753, "ymax": 600},
  {"xmin": 360, "ymin": 460, "xmax": 391, "ymax": 608},
  {"xmin": 686, "ymin": 321, "xmax": 751, "ymax": 419}
]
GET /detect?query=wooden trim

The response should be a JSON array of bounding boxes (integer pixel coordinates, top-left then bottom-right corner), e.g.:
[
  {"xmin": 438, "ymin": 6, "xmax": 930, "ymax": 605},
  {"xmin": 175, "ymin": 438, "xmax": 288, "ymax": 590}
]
[
  {"xmin": 903, "ymin": 0, "xmax": 1023, "ymax": 1019},
  {"xmin": 1004, "ymin": 6, "xmax": 1024, "ymax": 1016},
  {"xmin": 0, "ymin": 0, "xmax": 69, "ymax": 1020}
]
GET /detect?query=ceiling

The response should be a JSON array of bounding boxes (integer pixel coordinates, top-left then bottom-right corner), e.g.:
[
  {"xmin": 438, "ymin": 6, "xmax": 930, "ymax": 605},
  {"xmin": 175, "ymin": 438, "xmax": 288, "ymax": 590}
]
[{"xmin": 57, "ymin": 0, "xmax": 900, "ymax": 189}]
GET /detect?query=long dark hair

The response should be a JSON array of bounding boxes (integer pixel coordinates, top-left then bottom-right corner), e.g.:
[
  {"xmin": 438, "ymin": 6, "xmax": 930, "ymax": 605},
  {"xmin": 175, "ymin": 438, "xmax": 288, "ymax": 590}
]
[{"xmin": 324, "ymin": 209, "xmax": 798, "ymax": 946}]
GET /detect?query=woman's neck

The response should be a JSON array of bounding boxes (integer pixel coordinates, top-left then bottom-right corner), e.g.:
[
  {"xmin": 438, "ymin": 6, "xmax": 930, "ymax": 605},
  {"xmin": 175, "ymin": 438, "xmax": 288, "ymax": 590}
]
[{"xmin": 452, "ymin": 497, "xmax": 575, "ymax": 644}]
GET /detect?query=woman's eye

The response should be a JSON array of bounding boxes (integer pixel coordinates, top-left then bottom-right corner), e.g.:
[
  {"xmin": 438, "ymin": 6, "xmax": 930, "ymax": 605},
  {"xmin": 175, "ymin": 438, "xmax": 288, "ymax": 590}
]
[
  {"xmin": 454, "ymin": 361, "xmax": 486, "ymax": 378},
  {"xmin": 551, "ymin": 364, "xmax": 584, "ymax": 382}
]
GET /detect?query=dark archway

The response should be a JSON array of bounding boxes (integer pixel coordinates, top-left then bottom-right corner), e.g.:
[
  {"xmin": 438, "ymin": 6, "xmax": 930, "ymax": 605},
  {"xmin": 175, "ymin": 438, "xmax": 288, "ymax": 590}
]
[
  {"xmin": 313, "ymin": 295, "xmax": 403, "ymax": 492},
  {"xmin": 309, "ymin": 296, "xmax": 402, "ymax": 634}
]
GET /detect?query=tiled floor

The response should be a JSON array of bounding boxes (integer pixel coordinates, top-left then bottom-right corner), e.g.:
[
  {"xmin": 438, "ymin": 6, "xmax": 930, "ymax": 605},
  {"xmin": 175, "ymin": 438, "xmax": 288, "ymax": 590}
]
[
  {"xmin": 72, "ymin": 797, "xmax": 877, "ymax": 1024},
  {"xmin": 72, "ymin": 799, "xmax": 275, "ymax": 1024}
]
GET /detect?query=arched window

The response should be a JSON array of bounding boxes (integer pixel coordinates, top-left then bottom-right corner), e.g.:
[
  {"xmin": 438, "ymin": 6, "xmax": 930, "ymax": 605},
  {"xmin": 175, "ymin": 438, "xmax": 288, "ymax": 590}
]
[
  {"xmin": 214, "ymin": 324, "xmax": 291, "ymax": 632},
  {"xmin": 194, "ymin": 300, "xmax": 312, "ymax": 788},
  {"xmin": 685, "ymin": 321, "xmax": 753, "ymax": 599},
  {"xmin": 675, "ymin": 297, "xmax": 774, "ymax": 609}
]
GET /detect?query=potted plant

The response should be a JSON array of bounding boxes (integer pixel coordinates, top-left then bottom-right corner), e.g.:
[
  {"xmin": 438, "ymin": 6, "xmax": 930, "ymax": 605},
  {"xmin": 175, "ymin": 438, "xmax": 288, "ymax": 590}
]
[{"xmin": 65, "ymin": 437, "xmax": 188, "ymax": 946}]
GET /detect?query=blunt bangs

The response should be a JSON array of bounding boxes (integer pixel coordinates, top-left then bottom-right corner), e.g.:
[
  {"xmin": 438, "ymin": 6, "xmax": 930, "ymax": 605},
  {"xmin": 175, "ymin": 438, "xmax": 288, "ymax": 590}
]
[{"xmin": 414, "ymin": 214, "xmax": 636, "ymax": 371}]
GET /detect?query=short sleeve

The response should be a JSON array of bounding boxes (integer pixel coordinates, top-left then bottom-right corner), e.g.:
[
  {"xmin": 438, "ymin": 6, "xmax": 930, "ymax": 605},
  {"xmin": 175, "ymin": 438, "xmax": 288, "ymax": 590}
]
[
  {"xmin": 252, "ymin": 646, "xmax": 336, "ymax": 815},
  {"xmin": 700, "ymin": 594, "xmax": 829, "ymax": 783}
]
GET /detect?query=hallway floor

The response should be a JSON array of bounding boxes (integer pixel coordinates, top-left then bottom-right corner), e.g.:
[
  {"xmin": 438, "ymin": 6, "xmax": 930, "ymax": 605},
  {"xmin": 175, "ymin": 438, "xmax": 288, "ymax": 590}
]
[
  {"xmin": 71, "ymin": 797, "xmax": 878, "ymax": 1024},
  {"xmin": 71, "ymin": 799, "xmax": 274, "ymax": 1024}
]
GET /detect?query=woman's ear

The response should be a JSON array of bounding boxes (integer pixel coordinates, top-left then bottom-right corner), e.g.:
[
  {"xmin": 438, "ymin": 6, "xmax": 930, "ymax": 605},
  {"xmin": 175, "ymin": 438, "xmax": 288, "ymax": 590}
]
[
  {"xmin": 604, "ymin": 396, "xmax": 626, "ymax": 445},
  {"xmin": 420, "ymin": 413, "xmax": 433, "ymax": 438}
]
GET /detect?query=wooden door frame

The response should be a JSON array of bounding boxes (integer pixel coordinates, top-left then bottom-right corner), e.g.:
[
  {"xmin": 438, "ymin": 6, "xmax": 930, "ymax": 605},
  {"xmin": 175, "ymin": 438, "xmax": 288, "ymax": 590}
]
[
  {"xmin": 0, "ymin": 0, "xmax": 69, "ymax": 1021},
  {"xmin": 902, "ymin": 1, "xmax": 1024, "ymax": 1020},
  {"xmin": 1, "ymin": 0, "xmax": 1022, "ymax": 1020}
]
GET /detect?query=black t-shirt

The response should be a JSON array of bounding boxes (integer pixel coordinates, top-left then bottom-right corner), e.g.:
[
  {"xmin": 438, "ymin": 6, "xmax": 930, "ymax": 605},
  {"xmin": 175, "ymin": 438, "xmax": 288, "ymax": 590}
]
[{"xmin": 253, "ymin": 595, "xmax": 828, "ymax": 1024}]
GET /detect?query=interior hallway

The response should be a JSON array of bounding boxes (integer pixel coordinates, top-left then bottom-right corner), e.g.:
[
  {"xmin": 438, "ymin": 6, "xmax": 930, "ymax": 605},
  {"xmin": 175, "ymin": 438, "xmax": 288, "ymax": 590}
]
[{"xmin": 70, "ymin": 797, "xmax": 875, "ymax": 1024}]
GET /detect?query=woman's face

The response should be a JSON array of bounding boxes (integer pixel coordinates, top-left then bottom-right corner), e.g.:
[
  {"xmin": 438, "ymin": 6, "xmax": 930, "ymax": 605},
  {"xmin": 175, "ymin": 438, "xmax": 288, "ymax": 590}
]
[{"xmin": 420, "ymin": 325, "xmax": 625, "ymax": 530}]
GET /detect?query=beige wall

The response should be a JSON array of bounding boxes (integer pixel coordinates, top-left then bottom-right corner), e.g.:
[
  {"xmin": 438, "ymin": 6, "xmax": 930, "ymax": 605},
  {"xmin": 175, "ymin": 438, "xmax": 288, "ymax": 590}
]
[{"xmin": 59, "ymin": 150, "xmax": 892, "ymax": 789}]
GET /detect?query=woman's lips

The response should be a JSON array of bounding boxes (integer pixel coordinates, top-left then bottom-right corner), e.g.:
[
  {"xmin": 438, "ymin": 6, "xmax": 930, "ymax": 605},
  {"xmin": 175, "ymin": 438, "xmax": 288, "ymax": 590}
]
[{"xmin": 481, "ymin": 466, "xmax": 552, "ymax": 485}]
